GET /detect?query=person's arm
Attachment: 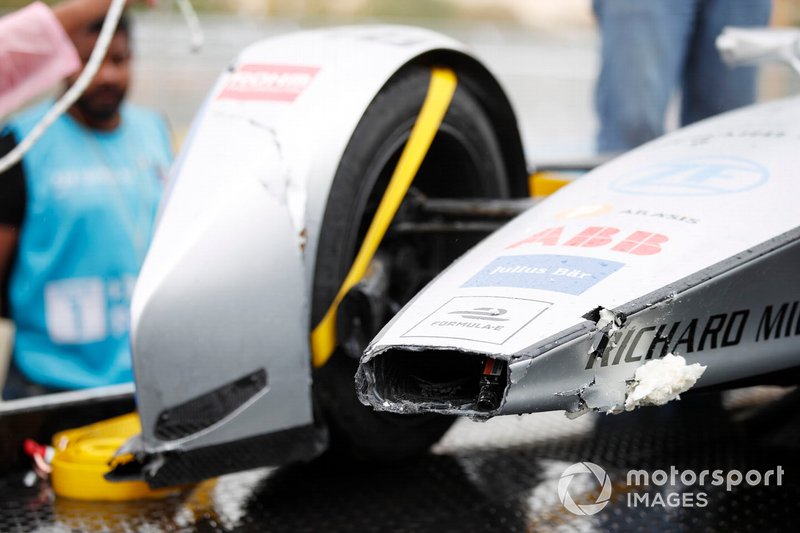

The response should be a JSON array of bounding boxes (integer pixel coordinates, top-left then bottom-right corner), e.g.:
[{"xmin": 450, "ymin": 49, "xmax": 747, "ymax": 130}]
[
  {"xmin": 0, "ymin": 131, "xmax": 25, "ymax": 316},
  {"xmin": 0, "ymin": 227, "xmax": 18, "ymax": 293},
  {"xmin": 0, "ymin": 0, "xmax": 156, "ymax": 118},
  {"xmin": 0, "ymin": 2, "xmax": 81, "ymax": 118},
  {"xmin": 0, "ymin": 224, "xmax": 18, "ymax": 318}
]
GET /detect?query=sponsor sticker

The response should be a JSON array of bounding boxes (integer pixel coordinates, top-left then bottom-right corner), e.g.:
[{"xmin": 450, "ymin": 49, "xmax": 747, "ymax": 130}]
[
  {"xmin": 556, "ymin": 204, "xmax": 614, "ymax": 220},
  {"xmin": 611, "ymin": 156, "xmax": 768, "ymax": 196},
  {"xmin": 218, "ymin": 64, "xmax": 320, "ymax": 102},
  {"xmin": 402, "ymin": 296, "xmax": 550, "ymax": 345},
  {"xmin": 618, "ymin": 208, "xmax": 699, "ymax": 225},
  {"xmin": 506, "ymin": 227, "xmax": 669, "ymax": 256},
  {"xmin": 462, "ymin": 255, "xmax": 624, "ymax": 295}
]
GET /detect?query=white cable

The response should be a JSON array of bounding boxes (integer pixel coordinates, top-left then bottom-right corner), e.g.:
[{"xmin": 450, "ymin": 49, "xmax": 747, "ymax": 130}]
[
  {"xmin": 788, "ymin": 38, "xmax": 800, "ymax": 76},
  {"xmin": 0, "ymin": 0, "xmax": 204, "ymax": 175},
  {"xmin": 175, "ymin": 0, "xmax": 204, "ymax": 52},
  {"xmin": 0, "ymin": 0, "xmax": 127, "ymax": 175}
]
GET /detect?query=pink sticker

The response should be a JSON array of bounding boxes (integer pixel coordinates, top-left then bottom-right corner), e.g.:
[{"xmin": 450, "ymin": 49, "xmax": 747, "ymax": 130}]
[{"xmin": 218, "ymin": 64, "xmax": 320, "ymax": 102}]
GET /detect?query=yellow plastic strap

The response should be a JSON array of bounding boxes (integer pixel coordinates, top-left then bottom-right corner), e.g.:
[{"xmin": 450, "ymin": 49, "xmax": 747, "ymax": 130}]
[
  {"xmin": 50, "ymin": 412, "xmax": 176, "ymax": 501},
  {"xmin": 311, "ymin": 67, "xmax": 458, "ymax": 368},
  {"xmin": 529, "ymin": 171, "xmax": 572, "ymax": 198}
]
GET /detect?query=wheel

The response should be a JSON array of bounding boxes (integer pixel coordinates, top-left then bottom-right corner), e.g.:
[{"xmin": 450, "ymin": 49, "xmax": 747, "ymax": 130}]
[{"xmin": 312, "ymin": 64, "xmax": 514, "ymax": 460}]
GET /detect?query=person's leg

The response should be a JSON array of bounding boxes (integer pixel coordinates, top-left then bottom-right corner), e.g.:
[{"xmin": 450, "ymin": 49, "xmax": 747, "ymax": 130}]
[
  {"xmin": 593, "ymin": 0, "xmax": 697, "ymax": 152},
  {"xmin": 681, "ymin": 0, "xmax": 772, "ymax": 126}
]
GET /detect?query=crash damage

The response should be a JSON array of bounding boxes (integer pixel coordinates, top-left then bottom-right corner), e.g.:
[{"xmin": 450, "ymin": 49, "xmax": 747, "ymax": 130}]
[{"xmin": 358, "ymin": 97, "xmax": 800, "ymax": 421}]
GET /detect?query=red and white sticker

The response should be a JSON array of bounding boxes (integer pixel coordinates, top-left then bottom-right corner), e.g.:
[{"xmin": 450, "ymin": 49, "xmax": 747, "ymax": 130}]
[{"xmin": 218, "ymin": 64, "xmax": 320, "ymax": 102}]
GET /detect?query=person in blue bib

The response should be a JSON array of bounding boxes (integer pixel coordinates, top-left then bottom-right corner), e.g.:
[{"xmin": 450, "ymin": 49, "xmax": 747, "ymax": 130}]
[{"xmin": 0, "ymin": 12, "xmax": 172, "ymax": 399}]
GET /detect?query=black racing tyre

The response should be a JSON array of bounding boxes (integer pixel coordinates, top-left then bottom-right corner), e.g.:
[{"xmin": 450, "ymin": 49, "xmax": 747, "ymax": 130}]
[{"xmin": 312, "ymin": 64, "xmax": 513, "ymax": 461}]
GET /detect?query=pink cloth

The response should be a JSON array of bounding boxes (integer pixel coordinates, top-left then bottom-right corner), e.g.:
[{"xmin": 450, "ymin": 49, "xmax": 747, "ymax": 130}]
[{"xmin": 0, "ymin": 2, "xmax": 81, "ymax": 117}]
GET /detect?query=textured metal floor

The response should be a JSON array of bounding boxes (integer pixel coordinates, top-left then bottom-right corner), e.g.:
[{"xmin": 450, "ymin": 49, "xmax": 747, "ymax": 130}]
[{"xmin": 1, "ymin": 387, "xmax": 798, "ymax": 532}]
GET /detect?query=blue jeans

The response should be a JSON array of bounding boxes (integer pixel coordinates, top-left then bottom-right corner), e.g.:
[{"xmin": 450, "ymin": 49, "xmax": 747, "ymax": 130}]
[{"xmin": 593, "ymin": 0, "xmax": 772, "ymax": 152}]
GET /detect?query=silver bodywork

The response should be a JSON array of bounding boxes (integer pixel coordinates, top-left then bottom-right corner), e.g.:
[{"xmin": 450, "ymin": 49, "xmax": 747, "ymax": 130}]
[
  {"xmin": 125, "ymin": 25, "xmax": 527, "ymax": 484},
  {"xmin": 126, "ymin": 22, "xmax": 800, "ymax": 484},
  {"xmin": 358, "ymin": 96, "xmax": 800, "ymax": 418},
  {"xmin": 130, "ymin": 26, "xmax": 472, "ymax": 464}
]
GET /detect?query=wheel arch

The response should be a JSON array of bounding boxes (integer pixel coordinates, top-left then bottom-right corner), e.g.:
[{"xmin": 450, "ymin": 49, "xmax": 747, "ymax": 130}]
[
  {"xmin": 126, "ymin": 27, "xmax": 528, "ymax": 478},
  {"xmin": 401, "ymin": 49, "xmax": 529, "ymax": 198}
]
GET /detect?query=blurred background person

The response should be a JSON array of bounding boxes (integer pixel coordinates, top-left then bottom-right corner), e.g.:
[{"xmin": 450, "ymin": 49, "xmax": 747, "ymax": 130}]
[
  {"xmin": 593, "ymin": 0, "xmax": 773, "ymax": 152},
  {"xmin": 0, "ymin": 11, "xmax": 172, "ymax": 399}
]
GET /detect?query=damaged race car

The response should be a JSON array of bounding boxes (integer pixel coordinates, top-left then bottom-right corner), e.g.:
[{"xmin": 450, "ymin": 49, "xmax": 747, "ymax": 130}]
[{"xmin": 81, "ymin": 24, "xmax": 800, "ymax": 487}]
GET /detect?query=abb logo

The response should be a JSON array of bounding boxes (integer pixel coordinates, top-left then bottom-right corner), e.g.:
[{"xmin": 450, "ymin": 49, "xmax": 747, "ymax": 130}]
[
  {"xmin": 507, "ymin": 226, "xmax": 668, "ymax": 255},
  {"xmin": 218, "ymin": 64, "xmax": 320, "ymax": 102}
]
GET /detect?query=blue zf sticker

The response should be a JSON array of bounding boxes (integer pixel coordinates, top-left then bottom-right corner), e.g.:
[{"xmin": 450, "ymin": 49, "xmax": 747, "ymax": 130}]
[
  {"xmin": 462, "ymin": 255, "xmax": 624, "ymax": 295},
  {"xmin": 611, "ymin": 156, "xmax": 769, "ymax": 196}
]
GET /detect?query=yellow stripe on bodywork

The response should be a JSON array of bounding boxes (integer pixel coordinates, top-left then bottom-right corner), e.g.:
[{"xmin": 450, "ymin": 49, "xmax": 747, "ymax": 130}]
[{"xmin": 311, "ymin": 67, "xmax": 458, "ymax": 368}]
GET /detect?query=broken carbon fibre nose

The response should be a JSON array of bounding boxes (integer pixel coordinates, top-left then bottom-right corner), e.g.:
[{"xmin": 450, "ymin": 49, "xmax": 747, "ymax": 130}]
[
  {"xmin": 585, "ymin": 306, "xmax": 627, "ymax": 359},
  {"xmin": 357, "ymin": 97, "xmax": 800, "ymax": 419},
  {"xmin": 355, "ymin": 348, "xmax": 510, "ymax": 416},
  {"xmin": 477, "ymin": 357, "xmax": 506, "ymax": 411}
]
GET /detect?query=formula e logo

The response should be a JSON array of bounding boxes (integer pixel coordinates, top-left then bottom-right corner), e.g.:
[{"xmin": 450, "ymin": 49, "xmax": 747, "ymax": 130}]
[
  {"xmin": 403, "ymin": 296, "xmax": 550, "ymax": 345},
  {"xmin": 611, "ymin": 157, "xmax": 768, "ymax": 196},
  {"xmin": 558, "ymin": 462, "xmax": 613, "ymax": 516},
  {"xmin": 449, "ymin": 308, "xmax": 509, "ymax": 321}
]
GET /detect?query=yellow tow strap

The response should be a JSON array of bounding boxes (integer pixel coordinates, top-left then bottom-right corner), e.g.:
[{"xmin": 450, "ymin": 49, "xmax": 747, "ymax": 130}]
[
  {"xmin": 310, "ymin": 67, "xmax": 457, "ymax": 368},
  {"xmin": 50, "ymin": 412, "xmax": 177, "ymax": 501}
]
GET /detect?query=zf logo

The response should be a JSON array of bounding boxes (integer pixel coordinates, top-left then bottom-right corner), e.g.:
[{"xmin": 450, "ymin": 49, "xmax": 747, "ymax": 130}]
[
  {"xmin": 558, "ymin": 462, "xmax": 613, "ymax": 515},
  {"xmin": 448, "ymin": 307, "xmax": 509, "ymax": 322},
  {"xmin": 611, "ymin": 156, "xmax": 768, "ymax": 196}
]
